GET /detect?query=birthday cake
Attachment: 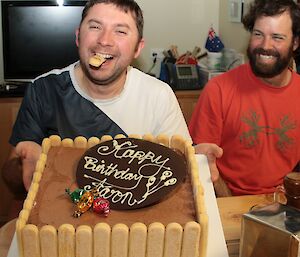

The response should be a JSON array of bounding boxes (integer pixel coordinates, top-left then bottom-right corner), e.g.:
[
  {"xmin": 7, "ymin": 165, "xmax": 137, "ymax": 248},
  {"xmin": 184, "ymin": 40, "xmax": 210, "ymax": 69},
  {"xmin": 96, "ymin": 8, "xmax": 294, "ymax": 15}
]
[{"xmin": 16, "ymin": 134, "xmax": 208, "ymax": 257}]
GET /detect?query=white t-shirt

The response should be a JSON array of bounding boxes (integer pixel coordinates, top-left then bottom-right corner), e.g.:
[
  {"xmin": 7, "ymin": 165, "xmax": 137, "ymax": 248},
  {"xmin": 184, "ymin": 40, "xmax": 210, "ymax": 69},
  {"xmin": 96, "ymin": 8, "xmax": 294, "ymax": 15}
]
[{"xmin": 70, "ymin": 64, "xmax": 190, "ymax": 140}]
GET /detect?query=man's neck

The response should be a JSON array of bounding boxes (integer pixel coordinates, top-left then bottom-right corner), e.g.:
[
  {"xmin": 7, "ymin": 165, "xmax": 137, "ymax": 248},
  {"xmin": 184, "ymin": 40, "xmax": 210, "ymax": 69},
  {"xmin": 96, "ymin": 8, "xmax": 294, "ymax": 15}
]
[
  {"xmin": 74, "ymin": 65, "xmax": 127, "ymax": 100},
  {"xmin": 259, "ymin": 68, "xmax": 292, "ymax": 87}
]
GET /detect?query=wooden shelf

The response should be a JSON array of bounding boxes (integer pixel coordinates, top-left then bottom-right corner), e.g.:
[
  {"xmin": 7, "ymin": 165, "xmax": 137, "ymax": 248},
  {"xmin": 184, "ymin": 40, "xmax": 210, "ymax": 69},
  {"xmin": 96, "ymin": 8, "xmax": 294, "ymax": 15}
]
[
  {"xmin": 0, "ymin": 97, "xmax": 23, "ymax": 225},
  {"xmin": 175, "ymin": 90, "xmax": 201, "ymax": 124}
]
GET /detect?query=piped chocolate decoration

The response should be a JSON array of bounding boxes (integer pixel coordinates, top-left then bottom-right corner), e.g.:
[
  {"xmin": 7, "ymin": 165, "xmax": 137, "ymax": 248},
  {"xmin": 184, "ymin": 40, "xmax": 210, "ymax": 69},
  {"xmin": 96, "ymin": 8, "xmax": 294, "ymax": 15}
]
[{"xmin": 76, "ymin": 138, "xmax": 187, "ymax": 210}]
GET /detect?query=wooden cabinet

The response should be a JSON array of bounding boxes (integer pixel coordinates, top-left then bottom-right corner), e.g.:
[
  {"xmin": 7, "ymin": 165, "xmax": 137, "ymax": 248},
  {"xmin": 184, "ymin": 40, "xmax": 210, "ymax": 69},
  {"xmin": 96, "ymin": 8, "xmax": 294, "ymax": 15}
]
[
  {"xmin": 175, "ymin": 90, "xmax": 201, "ymax": 124},
  {"xmin": 0, "ymin": 97, "xmax": 22, "ymax": 226}
]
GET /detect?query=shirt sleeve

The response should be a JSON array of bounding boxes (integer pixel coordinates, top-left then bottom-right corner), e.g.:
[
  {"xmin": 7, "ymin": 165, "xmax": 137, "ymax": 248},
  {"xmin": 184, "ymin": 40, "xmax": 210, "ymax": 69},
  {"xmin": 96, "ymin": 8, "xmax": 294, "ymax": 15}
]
[
  {"xmin": 153, "ymin": 86, "xmax": 191, "ymax": 141},
  {"xmin": 9, "ymin": 82, "xmax": 46, "ymax": 146},
  {"xmin": 188, "ymin": 79, "xmax": 224, "ymax": 145}
]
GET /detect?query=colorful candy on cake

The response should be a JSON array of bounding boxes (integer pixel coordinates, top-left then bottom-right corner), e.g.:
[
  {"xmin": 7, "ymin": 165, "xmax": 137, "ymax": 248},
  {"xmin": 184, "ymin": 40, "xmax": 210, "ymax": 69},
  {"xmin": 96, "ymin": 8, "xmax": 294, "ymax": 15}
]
[{"xmin": 16, "ymin": 134, "xmax": 208, "ymax": 257}]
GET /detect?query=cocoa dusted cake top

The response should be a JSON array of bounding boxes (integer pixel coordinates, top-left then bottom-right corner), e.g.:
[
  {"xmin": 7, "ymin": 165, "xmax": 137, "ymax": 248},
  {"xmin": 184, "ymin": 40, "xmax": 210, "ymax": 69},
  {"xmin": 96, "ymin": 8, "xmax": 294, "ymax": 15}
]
[{"xmin": 76, "ymin": 138, "xmax": 187, "ymax": 210}]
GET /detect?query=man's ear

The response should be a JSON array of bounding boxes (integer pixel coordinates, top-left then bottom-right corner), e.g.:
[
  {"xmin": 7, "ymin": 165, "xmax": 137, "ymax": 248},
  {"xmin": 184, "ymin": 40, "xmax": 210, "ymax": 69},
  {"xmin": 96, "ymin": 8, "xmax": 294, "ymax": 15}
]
[
  {"xmin": 293, "ymin": 36, "xmax": 299, "ymax": 51},
  {"xmin": 75, "ymin": 28, "xmax": 80, "ymax": 47},
  {"xmin": 133, "ymin": 38, "xmax": 145, "ymax": 59}
]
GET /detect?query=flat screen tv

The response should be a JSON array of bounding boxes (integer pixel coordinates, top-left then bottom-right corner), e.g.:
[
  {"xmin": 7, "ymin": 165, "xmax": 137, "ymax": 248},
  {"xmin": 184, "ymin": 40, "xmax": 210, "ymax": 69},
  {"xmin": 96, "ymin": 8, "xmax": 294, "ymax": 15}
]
[{"xmin": 2, "ymin": 0, "xmax": 87, "ymax": 82}]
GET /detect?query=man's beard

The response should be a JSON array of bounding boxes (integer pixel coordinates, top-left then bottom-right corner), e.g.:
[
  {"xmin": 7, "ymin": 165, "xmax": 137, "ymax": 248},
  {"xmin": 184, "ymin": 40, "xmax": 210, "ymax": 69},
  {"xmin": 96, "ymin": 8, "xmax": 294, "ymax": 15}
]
[{"xmin": 247, "ymin": 44, "xmax": 293, "ymax": 78}]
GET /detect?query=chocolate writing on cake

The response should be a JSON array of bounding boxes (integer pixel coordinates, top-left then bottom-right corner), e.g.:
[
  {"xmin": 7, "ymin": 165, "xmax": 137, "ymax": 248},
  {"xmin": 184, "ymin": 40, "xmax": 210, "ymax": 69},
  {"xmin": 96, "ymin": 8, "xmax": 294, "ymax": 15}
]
[{"xmin": 76, "ymin": 138, "xmax": 186, "ymax": 210}]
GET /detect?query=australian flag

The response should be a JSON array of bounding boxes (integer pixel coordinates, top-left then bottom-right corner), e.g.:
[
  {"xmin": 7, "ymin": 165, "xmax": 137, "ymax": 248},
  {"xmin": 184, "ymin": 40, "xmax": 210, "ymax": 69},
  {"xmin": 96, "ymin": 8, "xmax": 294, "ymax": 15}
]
[{"xmin": 205, "ymin": 27, "xmax": 224, "ymax": 52}]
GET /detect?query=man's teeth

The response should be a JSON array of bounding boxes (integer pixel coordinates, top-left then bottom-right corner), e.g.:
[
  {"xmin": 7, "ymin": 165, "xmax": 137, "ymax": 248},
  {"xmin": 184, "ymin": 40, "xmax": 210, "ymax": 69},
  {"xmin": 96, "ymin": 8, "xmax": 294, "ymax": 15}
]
[
  {"xmin": 96, "ymin": 53, "xmax": 113, "ymax": 59},
  {"xmin": 259, "ymin": 54, "xmax": 274, "ymax": 59}
]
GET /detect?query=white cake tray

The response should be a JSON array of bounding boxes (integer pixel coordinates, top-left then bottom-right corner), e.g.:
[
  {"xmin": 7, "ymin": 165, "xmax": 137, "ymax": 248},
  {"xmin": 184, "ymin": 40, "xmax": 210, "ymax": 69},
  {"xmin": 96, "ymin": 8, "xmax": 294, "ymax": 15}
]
[
  {"xmin": 7, "ymin": 154, "xmax": 229, "ymax": 257},
  {"xmin": 195, "ymin": 154, "xmax": 229, "ymax": 257}
]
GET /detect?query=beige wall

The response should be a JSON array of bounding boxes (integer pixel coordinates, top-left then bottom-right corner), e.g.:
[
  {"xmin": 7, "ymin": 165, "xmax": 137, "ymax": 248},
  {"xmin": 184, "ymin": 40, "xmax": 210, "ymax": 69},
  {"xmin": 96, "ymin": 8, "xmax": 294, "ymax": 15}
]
[
  {"xmin": 0, "ymin": 0, "xmax": 219, "ymax": 82},
  {"xmin": 135, "ymin": 0, "xmax": 220, "ymax": 72},
  {"xmin": 219, "ymin": 0, "xmax": 252, "ymax": 57},
  {"xmin": 4, "ymin": 0, "xmax": 299, "ymax": 82}
]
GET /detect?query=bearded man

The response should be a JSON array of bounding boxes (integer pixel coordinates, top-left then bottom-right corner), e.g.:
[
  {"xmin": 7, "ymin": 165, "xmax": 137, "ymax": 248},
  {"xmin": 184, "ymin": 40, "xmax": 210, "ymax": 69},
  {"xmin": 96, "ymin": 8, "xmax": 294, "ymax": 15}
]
[{"xmin": 189, "ymin": 0, "xmax": 300, "ymax": 196}]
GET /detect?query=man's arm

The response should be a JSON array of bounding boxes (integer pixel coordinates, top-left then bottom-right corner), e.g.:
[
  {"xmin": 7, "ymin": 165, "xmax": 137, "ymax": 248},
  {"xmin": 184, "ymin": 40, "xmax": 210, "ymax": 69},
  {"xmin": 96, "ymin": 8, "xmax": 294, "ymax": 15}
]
[
  {"xmin": 189, "ymin": 78, "xmax": 232, "ymax": 196},
  {"xmin": 2, "ymin": 141, "xmax": 42, "ymax": 192},
  {"xmin": 2, "ymin": 147, "xmax": 25, "ymax": 195}
]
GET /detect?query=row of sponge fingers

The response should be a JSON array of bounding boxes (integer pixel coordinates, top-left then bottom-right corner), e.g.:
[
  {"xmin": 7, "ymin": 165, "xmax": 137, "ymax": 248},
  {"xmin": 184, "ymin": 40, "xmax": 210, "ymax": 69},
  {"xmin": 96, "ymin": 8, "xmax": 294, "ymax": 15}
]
[{"xmin": 19, "ymin": 220, "xmax": 205, "ymax": 257}]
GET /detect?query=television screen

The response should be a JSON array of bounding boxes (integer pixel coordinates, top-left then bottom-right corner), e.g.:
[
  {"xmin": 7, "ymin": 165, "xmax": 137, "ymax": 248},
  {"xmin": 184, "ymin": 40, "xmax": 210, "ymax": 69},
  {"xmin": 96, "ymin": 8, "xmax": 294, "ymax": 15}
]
[{"xmin": 2, "ymin": 0, "xmax": 87, "ymax": 82}]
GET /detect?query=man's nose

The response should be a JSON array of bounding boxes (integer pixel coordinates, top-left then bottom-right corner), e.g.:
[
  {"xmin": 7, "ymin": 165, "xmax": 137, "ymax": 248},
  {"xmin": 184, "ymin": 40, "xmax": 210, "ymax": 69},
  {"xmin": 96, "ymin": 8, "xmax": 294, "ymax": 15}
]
[
  {"xmin": 260, "ymin": 37, "xmax": 273, "ymax": 50},
  {"xmin": 97, "ymin": 29, "xmax": 113, "ymax": 46}
]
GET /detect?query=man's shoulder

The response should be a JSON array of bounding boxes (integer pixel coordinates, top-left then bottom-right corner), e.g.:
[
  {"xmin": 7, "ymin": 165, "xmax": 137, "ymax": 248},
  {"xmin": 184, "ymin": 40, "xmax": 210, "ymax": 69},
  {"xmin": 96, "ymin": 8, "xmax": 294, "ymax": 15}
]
[
  {"xmin": 129, "ymin": 67, "xmax": 172, "ymax": 92},
  {"xmin": 292, "ymin": 70, "xmax": 300, "ymax": 80},
  {"xmin": 217, "ymin": 63, "xmax": 248, "ymax": 80},
  {"xmin": 205, "ymin": 63, "xmax": 248, "ymax": 90},
  {"xmin": 35, "ymin": 62, "xmax": 74, "ymax": 78},
  {"xmin": 30, "ymin": 63, "xmax": 75, "ymax": 91},
  {"xmin": 34, "ymin": 70, "xmax": 70, "ymax": 84},
  {"xmin": 129, "ymin": 67, "xmax": 171, "ymax": 88},
  {"xmin": 20, "ymin": 64, "xmax": 76, "ymax": 104}
]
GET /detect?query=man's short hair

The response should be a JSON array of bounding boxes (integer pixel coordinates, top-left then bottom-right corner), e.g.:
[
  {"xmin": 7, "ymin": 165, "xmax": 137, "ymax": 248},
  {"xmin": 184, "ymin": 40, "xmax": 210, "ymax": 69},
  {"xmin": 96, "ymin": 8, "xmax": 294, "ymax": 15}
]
[{"xmin": 80, "ymin": 0, "xmax": 144, "ymax": 42}]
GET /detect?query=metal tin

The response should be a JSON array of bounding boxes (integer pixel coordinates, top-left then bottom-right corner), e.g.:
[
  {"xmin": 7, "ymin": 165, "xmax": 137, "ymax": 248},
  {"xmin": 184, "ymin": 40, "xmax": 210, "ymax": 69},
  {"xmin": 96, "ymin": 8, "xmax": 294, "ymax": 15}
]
[{"xmin": 240, "ymin": 203, "xmax": 300, "ymax": 257}]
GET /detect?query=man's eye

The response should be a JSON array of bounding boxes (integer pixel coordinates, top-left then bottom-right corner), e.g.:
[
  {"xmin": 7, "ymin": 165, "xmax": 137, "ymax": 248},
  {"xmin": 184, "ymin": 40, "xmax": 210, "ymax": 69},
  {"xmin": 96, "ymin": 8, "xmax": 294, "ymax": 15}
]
[
  {"xmin": 90, "ymin": 24, "xmax": 101, "ymax": 29},
  {"xmin": 273, "ymin": 36, "xmax": 284, "ymax": 41},
  {"xmin": 252, "ymin": 32, "xmax": 262, "ymax": 37},
  {"xmin": 116, "ymin": 30, "xmax": 127, "ymax": 35}
]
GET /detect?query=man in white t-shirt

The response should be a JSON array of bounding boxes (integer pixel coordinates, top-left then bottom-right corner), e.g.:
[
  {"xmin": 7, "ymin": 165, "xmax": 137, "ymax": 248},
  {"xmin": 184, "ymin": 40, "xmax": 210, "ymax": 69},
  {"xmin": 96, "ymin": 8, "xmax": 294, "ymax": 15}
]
[{"xmin": 2, "ymin": 0, "xmax": 189, "ymax": 197}]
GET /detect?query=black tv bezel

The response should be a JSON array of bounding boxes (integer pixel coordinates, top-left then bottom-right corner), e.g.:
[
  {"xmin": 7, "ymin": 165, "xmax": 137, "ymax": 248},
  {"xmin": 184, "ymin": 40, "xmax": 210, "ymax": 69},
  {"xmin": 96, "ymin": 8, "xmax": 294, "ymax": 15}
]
[{"xmin": 1, "ymin": 0, "xmax": 87, "ymax": 82}]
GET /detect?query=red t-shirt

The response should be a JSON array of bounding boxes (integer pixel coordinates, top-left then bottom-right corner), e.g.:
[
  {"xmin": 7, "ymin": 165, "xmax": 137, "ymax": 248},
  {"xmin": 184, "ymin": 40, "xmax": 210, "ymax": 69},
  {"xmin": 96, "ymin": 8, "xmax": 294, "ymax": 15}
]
[{"xmin": 189, "ymin": 63, "xmax": 300, "ymax": 195}]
